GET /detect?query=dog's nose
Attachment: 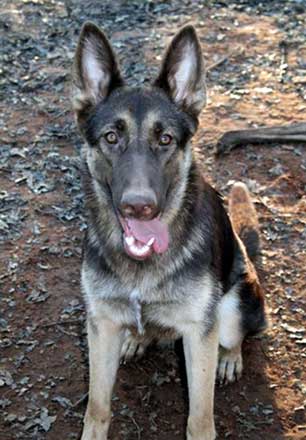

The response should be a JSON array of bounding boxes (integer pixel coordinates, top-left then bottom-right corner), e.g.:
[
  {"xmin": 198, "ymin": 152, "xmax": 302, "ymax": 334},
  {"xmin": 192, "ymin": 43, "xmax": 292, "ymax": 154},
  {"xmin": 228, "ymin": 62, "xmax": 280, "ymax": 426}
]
[{"xmin": 119, "ymin": 191, "xmax": 158, "ymax": 220}]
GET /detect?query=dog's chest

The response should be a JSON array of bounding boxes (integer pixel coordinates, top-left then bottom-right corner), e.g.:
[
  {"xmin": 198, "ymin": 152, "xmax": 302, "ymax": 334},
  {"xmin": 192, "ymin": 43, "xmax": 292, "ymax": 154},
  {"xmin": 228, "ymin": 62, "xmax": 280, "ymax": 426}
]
[
  {"xmin": 129, "ymin": 289, "xmax": 144, "ymax": 334},
  {"xmin": 127, "ymin": 285, "xmax": 212, "ymax": 336},
  {"xmin": 128, "ymin": 288, "xmax": 172, "ymax": 334}
]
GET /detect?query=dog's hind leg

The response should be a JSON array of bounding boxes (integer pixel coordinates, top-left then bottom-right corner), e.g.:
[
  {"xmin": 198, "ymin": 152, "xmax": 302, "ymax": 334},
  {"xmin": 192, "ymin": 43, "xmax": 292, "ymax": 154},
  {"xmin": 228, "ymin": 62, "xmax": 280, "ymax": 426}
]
[
  {"xmin": 81, "ymin": 317, "xmax": 124, "ymax": 440},
  {"xmin": 218, "ymin": 289, "xmax": 244, "ymax": 384},
  {"xmin": 218, "ymin": 182, "xmax": 267, "ymax": 384},
  {"xmin": 218, "ymin": 273, "xmax": 267, "ymax": 384}
]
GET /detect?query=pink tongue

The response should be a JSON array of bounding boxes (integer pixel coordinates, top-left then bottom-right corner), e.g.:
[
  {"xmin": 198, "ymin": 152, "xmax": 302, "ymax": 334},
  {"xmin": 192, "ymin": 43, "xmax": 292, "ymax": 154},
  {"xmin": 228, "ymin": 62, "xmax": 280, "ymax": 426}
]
[{"xmin": 127, "ymin": 218, "xmax": 169, "ymax": 254}]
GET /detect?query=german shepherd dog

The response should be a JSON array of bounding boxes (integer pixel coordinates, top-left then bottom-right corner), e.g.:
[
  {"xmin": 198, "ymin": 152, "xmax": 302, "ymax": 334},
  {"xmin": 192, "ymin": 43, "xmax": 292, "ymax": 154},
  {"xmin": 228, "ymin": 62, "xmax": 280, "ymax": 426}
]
[{"xmin": 72, "ymin": 22, "xmax": 266, "ymax": 440}]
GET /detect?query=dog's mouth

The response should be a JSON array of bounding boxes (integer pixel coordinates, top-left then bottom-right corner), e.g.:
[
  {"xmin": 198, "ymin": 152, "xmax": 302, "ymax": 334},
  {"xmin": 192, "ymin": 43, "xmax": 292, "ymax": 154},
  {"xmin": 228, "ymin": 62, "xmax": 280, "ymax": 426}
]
[{"xmin": 119, "ymin": 216, "xmax": 169, "ymax": 261}]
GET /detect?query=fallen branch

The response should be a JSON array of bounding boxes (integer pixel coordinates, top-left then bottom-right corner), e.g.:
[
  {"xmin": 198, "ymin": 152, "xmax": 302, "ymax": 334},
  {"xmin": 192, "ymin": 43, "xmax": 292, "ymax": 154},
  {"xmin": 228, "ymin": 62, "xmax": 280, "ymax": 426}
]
[{"xmin": 216, "ymin": 122, "xmax": 306, "ymax": 155}]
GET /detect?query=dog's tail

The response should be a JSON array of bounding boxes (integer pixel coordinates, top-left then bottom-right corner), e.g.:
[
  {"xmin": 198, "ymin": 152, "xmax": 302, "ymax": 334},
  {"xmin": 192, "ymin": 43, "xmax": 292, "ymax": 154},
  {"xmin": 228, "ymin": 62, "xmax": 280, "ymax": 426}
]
[{"xmin": 228, "ymin": 182, "xmax": 260, "ymax": 262}]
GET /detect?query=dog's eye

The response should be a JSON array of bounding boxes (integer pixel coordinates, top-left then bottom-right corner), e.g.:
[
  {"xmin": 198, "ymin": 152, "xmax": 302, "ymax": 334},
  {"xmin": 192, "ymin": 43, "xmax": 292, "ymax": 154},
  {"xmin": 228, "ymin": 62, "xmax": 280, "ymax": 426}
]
[
  {"xmin": 105, "ymin": 131, "xmax": 118, "ymax": 144},
  {"xmin": 159, "ymin": 134, "xmax": 172, "ymax": 146}
]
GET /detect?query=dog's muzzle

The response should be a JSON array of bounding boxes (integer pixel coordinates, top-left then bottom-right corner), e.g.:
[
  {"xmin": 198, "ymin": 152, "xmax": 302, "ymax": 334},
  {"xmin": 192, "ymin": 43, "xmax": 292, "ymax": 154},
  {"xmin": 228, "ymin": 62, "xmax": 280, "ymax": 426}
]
[{"xmin": 119, "ymin": 216, "xmax": 169, "ymax": 260}]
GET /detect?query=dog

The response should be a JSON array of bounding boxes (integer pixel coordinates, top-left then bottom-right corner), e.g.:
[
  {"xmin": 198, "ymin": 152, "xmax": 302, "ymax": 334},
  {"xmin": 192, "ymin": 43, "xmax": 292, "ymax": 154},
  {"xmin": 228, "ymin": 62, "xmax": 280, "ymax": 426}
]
[{"xmin": 72, "ymin": 22, "xmax": 267, "ymax": 440}]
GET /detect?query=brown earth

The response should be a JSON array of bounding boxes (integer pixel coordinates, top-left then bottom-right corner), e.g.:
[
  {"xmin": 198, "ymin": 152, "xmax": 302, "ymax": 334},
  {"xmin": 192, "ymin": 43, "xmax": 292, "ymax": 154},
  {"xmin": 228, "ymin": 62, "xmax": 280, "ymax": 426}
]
[{"xmin": 0, "ymin": 1, "xmax": 305, "ymax": 439}]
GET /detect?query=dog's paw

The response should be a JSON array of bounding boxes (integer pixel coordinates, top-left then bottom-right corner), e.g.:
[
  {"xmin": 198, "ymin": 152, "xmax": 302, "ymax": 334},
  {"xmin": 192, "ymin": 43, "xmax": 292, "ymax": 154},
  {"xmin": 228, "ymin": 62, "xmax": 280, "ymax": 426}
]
[
  {"xmin": 186, "ymin": 420, "xmax": 216, "ymax": 440},
  {"xmin": 81, "ymin": 421, "xmax": 108, "ymax": 440},
  {"xmin": 187, "ymin": 432, "xmax": 216, "ymax": 440},
  {"xmin": 81, "ymin": 406, "xmax": 110, "ymax": 440},
  {"xmin": 217, "ymin": 346, "xmax": 243, "ymax": 385},
  {"xmin": 120, "ymin": 330, "xmax": 147, "ymax": 362}
]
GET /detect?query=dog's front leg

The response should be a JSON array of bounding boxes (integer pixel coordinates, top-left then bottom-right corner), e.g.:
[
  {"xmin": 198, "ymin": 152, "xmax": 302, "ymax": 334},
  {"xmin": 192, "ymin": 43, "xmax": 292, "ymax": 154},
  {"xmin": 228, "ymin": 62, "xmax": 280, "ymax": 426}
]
[
  {"xmin": 81, "ymin": 317, "xmax": 124, "ymax": 440},
  {"xmin": 183, "ymin": 324, "xmax": 218, "ymax": 440}
]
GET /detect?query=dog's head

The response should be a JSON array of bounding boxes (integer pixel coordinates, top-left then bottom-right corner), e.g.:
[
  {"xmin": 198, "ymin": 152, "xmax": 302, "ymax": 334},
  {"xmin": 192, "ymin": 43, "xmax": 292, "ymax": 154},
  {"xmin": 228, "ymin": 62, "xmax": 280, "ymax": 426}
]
[{"xmin": 73, "ymin": 23, "xmax": 206, "ymax": 260}]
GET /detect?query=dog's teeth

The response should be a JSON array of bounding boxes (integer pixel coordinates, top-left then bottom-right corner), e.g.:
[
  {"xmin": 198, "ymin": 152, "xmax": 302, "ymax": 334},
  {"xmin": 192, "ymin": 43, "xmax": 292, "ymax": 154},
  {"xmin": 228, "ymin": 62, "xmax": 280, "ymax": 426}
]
[
  {"xmin": 147, "ymin": 237, "xmax": 155, "ymax": 246},
  {"xmin": 130, "ymin": 244, "xmax": 149, "ymax": 256},
  {"xmin": 125, "ymin": 236, "xmax": 135, "ymax": 246}
]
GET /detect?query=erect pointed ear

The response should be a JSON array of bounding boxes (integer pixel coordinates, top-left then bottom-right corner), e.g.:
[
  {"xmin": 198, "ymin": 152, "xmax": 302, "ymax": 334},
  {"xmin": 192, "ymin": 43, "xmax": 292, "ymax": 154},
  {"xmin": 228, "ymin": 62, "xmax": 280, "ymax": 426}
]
[
  {"xmin": 72, "ymin": 22, "xmax": 124, "ymax": 122},
  {"xmin": 154, "ymin": 26, "xmax": 206, "ymax": 118}
]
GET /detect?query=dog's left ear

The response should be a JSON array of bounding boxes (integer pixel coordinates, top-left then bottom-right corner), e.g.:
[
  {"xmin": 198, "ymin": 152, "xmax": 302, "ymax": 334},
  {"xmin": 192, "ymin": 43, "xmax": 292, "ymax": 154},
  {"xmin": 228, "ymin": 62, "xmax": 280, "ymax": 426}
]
[
  {"xmin": 154, "ymin": 26, "xmax": 206, "ymax": 118},
  {"xmin": 72, "ymin": 22, "xmax": 124, "ymax": 123}
]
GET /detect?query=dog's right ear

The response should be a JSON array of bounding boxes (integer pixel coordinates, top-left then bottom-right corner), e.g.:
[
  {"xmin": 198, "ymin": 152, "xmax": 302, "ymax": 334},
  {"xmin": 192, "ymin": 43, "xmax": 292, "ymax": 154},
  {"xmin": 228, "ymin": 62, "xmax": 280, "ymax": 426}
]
[
  {"xmin": 72, "ymin": 22, "xmax": 124, "ymax": 123},
  {"xmin": 154, "ymin": 26, "xmax": 206, "ymax": 119}
]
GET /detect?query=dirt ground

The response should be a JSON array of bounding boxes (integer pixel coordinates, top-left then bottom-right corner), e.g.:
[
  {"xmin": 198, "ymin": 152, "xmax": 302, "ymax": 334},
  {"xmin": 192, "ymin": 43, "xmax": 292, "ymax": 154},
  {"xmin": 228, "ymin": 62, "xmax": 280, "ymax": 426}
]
[{"xmin": 0, "ymin": 1, "xmax": 305, "ymax": 439}]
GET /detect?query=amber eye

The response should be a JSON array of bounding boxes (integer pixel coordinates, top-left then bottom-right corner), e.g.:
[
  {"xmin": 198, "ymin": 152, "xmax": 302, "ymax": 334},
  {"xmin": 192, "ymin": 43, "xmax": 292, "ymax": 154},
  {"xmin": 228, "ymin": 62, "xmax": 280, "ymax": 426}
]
[
  {"xmin": 105, "ymin": 131, "xmax": 118, "ymax": 144},
  {"xmin": 159, "ymin": 134, "xmax": 172, "ymax": 146}
]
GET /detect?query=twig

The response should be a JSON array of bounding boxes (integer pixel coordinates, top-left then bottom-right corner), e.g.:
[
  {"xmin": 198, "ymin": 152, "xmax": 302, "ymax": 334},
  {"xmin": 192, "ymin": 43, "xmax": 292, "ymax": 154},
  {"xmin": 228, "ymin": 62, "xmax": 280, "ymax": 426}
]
[
  {"xmin": 129, "ymin": 415, "xmax": 142, "ymax": 440},
  {"xmin": 206, "ymin": 47, "xmax": 244, "ymax": 72},
  {"xmin": 58, "ymin": 327, "xmax": 79, "ymax": 337},
  {"xmin": 257, "ymin": 196, "xmax": 278, "ymax": 215},
  {"xmin": 115, "ymin": 413, "xmax": 142, "ymax": 440},
  {"xmin": 206, "ymin": 55, "xmax": 230, "ymax": 72},
  {"xmin": 72, "ymin": 392, "xmax": 88, "ymax": 408},
  {"xmin": 40, "ymin": 318, "xmax": 85, "ymax": 328},
  {"xmin": 279, "ymin": 40, "xmax": 288, "ymax": 83}
]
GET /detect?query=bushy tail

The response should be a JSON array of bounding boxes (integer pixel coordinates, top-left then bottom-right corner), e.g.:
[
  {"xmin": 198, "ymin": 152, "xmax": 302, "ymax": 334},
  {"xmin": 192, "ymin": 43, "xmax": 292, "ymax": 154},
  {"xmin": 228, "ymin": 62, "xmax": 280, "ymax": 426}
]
[{"xmin": 228, "ymin": 182, "xmax": 260, "ymax": 261}]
